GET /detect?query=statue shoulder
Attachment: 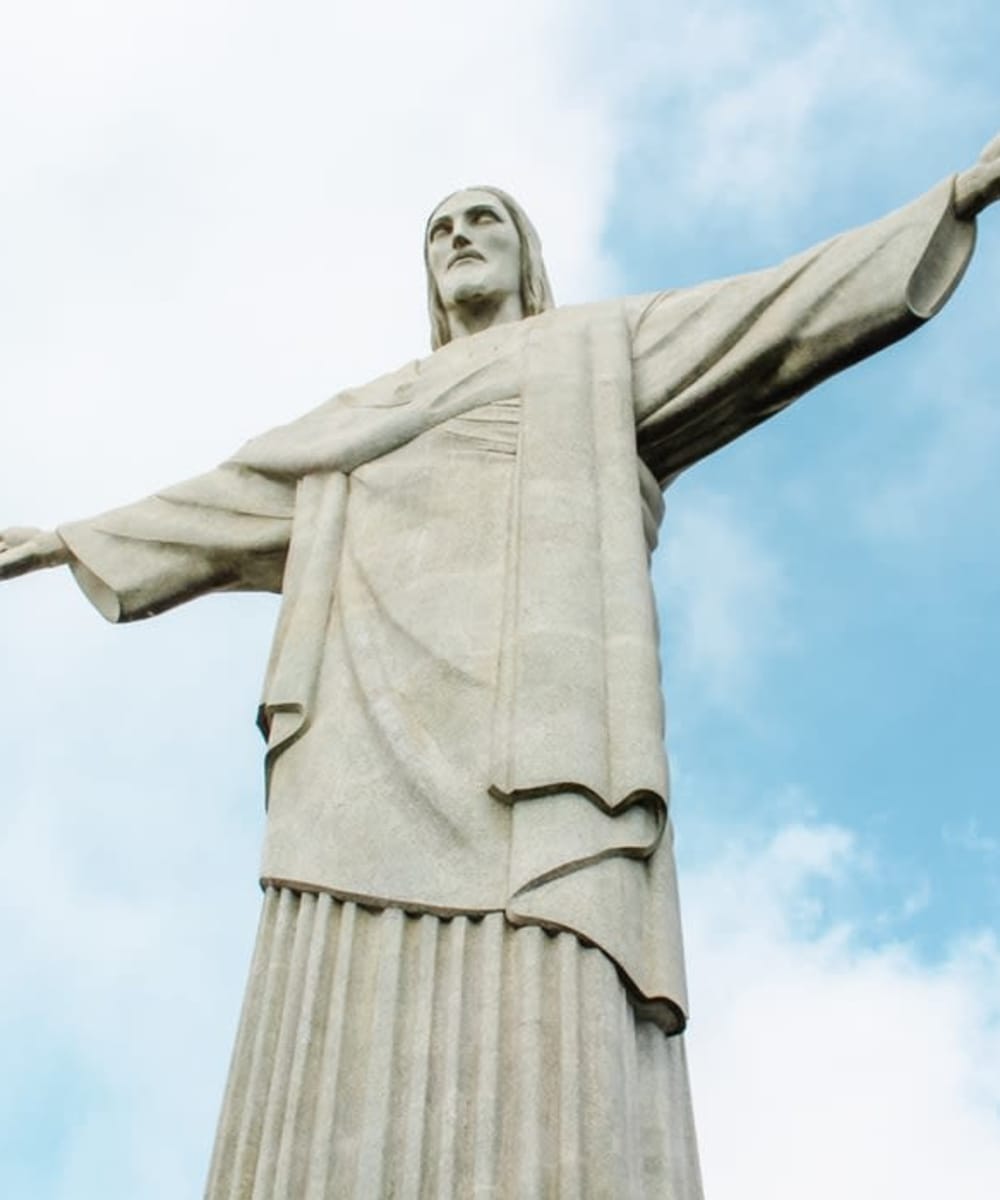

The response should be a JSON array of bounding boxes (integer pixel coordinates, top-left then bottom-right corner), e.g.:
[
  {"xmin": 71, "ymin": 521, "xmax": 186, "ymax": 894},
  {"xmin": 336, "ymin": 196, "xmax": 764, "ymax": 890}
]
[{"xmin": 517, "ymin": 294, "xmax": 678, "ymax": 344}]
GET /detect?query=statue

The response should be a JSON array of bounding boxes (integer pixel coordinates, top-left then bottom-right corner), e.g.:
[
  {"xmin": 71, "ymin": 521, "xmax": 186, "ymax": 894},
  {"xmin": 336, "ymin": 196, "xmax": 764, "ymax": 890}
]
[{"xmin": 4, "ymin": 140, "xmax": 1000, "ymax": 1198}]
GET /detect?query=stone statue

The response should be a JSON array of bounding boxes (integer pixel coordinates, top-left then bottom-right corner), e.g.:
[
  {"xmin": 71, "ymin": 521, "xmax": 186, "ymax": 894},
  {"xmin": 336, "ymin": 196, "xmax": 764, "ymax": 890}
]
[{"xmin": 4, "ymin": 139, "xmax": 1000, "ymax": 1198}]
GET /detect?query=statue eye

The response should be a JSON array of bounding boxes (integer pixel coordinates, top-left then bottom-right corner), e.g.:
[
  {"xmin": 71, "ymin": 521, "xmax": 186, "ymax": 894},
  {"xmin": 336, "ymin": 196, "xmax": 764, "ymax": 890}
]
[
  {"xmin": 472, "ymin": 208, "xmax": 499, "ymax": 225},
  {"xmin": 429, "ymin": 220, "xmax": 451, "ymax": 241}
]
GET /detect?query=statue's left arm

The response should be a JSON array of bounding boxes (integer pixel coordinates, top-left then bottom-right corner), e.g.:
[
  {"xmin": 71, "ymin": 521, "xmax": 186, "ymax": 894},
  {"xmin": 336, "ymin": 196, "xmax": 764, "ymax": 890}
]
[
  {"xmin": 633, "ymin": 135, "xmax": 1000, "ymax": 484},
  {"xmin": 954, "ymin": 132, "xmax": 1000, "ymax": 219}
]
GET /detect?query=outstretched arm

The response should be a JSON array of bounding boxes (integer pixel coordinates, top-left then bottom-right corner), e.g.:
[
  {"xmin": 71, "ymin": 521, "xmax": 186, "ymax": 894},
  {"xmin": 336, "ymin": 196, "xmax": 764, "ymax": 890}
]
[
  {"xmin": 954, "ymin": 132, "xmax": 1000, "ymax": 219},
  {"xmin": 0, "ymin": 527, "xmax": 70, "ymax": 580},
  {"xmin": 632, "ymin": 158, "xmax": 984, "ymax": 483},
  {"xmin": 1, "ymin": 462, "xmax": 295, "ymax": 622}
]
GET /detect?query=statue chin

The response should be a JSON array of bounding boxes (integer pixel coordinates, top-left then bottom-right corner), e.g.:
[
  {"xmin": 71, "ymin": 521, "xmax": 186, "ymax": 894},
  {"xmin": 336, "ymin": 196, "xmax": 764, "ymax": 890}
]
[{"xmin": 449, "ymin": 278, "xmax": 494, "ymax": 307}]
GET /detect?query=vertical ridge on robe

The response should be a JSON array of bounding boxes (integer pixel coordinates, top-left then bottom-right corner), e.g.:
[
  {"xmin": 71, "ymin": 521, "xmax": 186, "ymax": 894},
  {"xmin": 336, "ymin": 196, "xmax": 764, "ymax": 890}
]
[
  {"xmin": 258, "ymin": 473, "xmax": 349, "ymax": 770},
  {"xmin": 206, "ymin": 889, "xmax": 705, "ymax": 1199},
  {"xmin": 491, "ymin": 303, "xmax": 668, "ymax": 813}
]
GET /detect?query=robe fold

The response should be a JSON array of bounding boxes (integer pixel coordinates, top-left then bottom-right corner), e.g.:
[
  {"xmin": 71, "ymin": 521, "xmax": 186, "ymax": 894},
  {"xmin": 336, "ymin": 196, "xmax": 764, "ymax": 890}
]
[{"xmin": 59, "ymin": 179, "xmax": 974, "ymax": 1034}]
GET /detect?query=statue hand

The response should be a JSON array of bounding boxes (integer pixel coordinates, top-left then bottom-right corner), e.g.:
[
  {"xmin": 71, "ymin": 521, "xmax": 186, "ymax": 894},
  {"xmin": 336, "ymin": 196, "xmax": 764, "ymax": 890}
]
[
  {"xmin": 954, "ymin": 132, "xmax": 1000, "ymax": 219},
  {"xmin": 0, "ymin": 527, "xmax": 70, "ymax": 581}
]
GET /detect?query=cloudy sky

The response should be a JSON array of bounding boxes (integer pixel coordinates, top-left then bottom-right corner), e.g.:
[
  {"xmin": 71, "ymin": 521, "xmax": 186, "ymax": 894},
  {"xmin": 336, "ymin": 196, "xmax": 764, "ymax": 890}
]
[{"xmin": 2, "ymin": 2, "xmax": 999, "ymax": 1196}]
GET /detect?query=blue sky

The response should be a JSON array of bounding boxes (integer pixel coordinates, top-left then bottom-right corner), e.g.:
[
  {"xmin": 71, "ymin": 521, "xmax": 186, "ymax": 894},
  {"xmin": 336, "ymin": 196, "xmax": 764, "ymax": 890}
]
[{"xmin": 2, "ymin": 2, "xmax": 999, "ymax": 1196}]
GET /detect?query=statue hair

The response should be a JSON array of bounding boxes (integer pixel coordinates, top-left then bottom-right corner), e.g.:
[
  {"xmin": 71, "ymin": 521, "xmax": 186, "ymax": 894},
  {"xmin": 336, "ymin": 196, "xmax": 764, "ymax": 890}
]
[{"xmin": 424, "ymin": 186, "xmax": 555, "ymax": 350}]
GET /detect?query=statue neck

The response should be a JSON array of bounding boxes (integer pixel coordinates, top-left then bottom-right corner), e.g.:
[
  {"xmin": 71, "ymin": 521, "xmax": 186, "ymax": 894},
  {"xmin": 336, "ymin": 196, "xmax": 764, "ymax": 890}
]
[{"xmin": 445, "ymin": 291, "xmax": 525, "ymax": 341}]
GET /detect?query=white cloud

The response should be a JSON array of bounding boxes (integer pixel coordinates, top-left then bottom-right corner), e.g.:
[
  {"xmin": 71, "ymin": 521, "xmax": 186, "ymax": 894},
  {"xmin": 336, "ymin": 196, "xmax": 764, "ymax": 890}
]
[
  {"xmin": 0, "ymin": 777, "xmax": 261, "ymax": 1199},
  {"xmin": 593, "ymin": 0, "xmax": 935, "ymax": 242},
  {"xmin": 683, "ymin": 820, "xmax": 1000, "ymax": 1199}
]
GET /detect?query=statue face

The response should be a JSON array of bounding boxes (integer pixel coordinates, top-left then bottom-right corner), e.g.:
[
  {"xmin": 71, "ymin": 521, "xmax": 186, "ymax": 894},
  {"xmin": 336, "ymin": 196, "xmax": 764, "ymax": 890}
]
[{"xmin": 426, "ymin": 189, "xmax": 522, "ymax": 312}]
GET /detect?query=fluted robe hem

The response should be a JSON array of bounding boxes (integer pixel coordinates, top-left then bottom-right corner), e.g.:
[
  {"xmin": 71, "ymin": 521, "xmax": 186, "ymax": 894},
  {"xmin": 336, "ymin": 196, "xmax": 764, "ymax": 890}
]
[{"xmin": 205, "ymin": 888, "xmax": 704, "ymax": 1200}]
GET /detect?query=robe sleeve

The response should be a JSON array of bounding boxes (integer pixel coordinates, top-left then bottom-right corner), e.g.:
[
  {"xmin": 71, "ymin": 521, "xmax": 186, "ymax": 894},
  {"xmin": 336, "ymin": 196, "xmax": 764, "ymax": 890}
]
[
  {"xmin": 57, "ymin": 462, "xmax": 295, "ymax": 623},
  {"xmin": 630, "ymin": 178, "xmax": 977, "ymax": 484}
]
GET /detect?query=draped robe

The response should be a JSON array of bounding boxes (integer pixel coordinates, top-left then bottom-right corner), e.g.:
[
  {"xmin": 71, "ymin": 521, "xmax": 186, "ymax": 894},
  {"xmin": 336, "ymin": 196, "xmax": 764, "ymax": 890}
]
[{"xmin": 58, "ymin": 180, "xmax": 974, "ymax": 1037}]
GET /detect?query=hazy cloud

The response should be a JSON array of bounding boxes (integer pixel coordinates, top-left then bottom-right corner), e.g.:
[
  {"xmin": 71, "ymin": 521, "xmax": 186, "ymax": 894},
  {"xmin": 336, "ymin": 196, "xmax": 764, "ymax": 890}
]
[
  {"xmin": 945, "ymin": 818, "xmax": 1000, "ymax": 860},
  {"xmin": 684, "ymin": 820, "xmax": 1000, "ymax": 1199},
  {"xmin": 594, "ymin": 0, "xmax": 935, "ymax": 242},
  {"xmin": 655, "ymin": 486, "xmax": 794, "ymax": 710}
]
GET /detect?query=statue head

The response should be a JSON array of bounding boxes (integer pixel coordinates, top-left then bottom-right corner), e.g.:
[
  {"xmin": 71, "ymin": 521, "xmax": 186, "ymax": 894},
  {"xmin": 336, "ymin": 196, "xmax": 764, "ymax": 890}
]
[{"xmin": 424, "ymin": 186, "xmax": 555, "ymax": 350}]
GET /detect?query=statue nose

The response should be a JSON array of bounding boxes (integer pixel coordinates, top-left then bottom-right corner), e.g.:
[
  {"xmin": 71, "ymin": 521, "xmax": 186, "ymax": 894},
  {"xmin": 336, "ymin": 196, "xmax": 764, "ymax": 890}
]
[{"xmin": 452, "ymin": 231, "xmax": 471, "ymax": 249}]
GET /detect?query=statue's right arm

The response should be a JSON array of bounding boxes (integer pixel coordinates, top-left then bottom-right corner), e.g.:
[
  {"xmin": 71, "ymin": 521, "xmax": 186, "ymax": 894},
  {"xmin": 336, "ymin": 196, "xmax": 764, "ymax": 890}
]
[
  {"xmin": 1, "ymin": 462, "xmax": 296, "ymax": 623},
  {"xmin": 0, "ymin": 527, "xmax": 70, "ymax": 580}
]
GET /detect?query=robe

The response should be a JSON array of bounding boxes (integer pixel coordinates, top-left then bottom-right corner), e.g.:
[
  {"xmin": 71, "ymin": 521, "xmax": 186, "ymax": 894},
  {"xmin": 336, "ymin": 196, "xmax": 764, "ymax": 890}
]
[{"xmin": 58, "ymin": 178, "xmax": 975, "ymax": 1038}]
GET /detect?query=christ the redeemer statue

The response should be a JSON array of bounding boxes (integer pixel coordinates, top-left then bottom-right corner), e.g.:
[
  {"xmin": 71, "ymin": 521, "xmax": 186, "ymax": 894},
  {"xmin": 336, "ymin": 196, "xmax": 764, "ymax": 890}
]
[{"xmin": 4, "ymin": 139, "xmax": 1000, "ymax": 1198}]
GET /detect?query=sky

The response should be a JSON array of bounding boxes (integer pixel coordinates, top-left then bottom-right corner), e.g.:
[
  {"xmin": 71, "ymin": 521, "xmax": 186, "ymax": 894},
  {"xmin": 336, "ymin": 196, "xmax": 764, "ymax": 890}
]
[{"xmin": 1, "ymin": 1, "xmax": 999, "ymax": 1196}]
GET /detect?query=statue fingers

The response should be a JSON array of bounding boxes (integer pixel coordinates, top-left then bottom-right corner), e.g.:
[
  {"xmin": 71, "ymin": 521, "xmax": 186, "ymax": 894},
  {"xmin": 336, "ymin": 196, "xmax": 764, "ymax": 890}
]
[
  {"xmin": 0, "ymin": 531, "xmax": 68, "ymax": 579},
  {"xmin": 0, "ymin": 526, "xmax": 45, "ymax": 550},
  {"xmin": 0, "ymin": 541, "xmax": 44, "ymax": 581}
]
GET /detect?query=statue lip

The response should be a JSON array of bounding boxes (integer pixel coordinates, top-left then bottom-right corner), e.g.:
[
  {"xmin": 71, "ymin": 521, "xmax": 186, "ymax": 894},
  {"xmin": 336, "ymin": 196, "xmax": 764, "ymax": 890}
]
[{"xmin": 448, "ymin": 248, "xmax": 486, "ymax": 269}]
